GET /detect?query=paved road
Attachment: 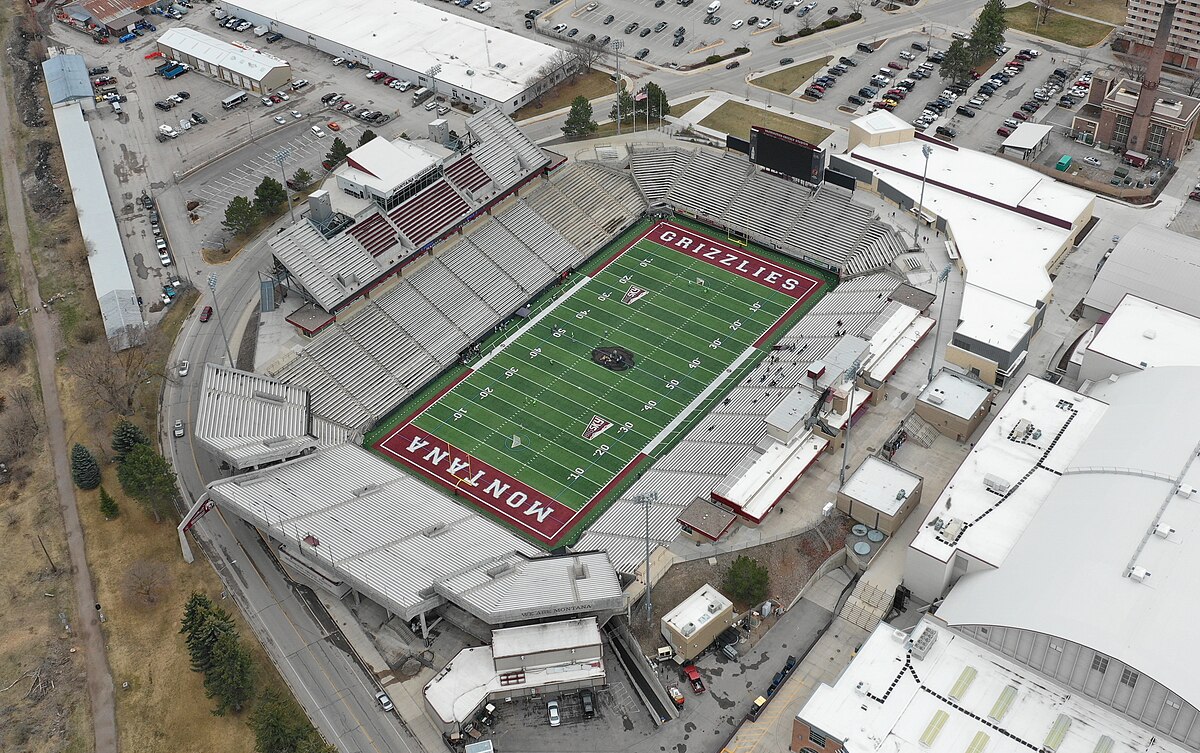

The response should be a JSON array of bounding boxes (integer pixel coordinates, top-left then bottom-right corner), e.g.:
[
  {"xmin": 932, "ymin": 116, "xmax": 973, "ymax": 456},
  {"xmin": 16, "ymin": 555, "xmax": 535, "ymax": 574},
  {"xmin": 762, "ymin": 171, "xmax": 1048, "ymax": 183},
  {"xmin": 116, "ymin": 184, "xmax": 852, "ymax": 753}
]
[{"xmin": 0, "ymin": 19, "xmax": 118, "ymax": 753}]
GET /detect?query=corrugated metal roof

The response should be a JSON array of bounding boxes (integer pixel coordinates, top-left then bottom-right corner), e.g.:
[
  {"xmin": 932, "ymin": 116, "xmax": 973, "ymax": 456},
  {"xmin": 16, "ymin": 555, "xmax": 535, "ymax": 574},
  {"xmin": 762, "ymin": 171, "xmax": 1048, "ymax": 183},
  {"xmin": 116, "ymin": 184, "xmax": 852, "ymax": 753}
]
[
  {"xmin": 51, "ymin": 103, "xmax": 142, "ymax": 350},
  {"xmin": 158, "ymin": 27, "xmax": 290, "ymax": 82},
  {"xmin": 207, "ymin": 444, "xmax": 540, "ymax": 620},
  {"xmin": 195, "ymin": 364, "xmax": 318, "ymax": 468},
  {"xmin": 1083, "ymin": 224, "xmax": 1200, "ymax": 317},
  {"xmin": 42, "ymin": 54, "xmax": 92, "ymax": 105},
  {"xmin": 440, "ymin": 552, "xmax": 624, "ymax": 623}
]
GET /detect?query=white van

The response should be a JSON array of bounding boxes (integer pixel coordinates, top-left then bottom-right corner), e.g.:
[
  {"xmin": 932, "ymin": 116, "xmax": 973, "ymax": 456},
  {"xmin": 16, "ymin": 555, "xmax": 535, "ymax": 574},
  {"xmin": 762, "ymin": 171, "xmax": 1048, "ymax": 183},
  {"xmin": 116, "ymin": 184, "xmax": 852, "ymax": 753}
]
[
  {"xmin": 707, "ymin": 0, "xmax": 720, "ymax": 12},
  {"xmin": 111, "ymin": 100, "xmax": 122, "ymax": 115}
]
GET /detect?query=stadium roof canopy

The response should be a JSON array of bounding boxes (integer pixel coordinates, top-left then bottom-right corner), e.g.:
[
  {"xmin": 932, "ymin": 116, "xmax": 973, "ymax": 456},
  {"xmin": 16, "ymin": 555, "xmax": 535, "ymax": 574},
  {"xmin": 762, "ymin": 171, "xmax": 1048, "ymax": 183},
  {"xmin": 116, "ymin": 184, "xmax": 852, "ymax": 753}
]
[
  {"xmin": 938, "ymin": 366, "xmax": 1200, "ymax": 713},
  {"xmin": 205, "ymin": 444, "xmax": 622, "ymax": 623},
  {"xmin": 1083, "ymin": 223, "xmax": 1200, "ymax": 317},
  {"xmin": 194, "ymin": 364, "xmax": 319, "ymax": 470},
  {"xmin": 225, "ymin": 0, "xmax": 561, "ymax": 105}
]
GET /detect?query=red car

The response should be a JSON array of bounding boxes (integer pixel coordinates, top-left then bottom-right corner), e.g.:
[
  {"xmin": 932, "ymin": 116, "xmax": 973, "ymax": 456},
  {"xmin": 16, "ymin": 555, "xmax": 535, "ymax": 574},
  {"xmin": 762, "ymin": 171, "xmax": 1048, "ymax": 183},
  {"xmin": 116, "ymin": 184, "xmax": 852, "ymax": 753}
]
[
  {"xmin": 1011, "ymin": 111, "xmax": 1029, "ymax": 121},
  {"xmin": 200, "ymin": 306, "xmax": 213, "ymax": 322},
  {"xmin": 1190, "ymin": 191, "xmax": 1200, "ymax": 201},
  {"xmin": 887, "ymin": 61, "xmax": 904, "ymax": 70},
  {"xmin": 997, "ymin": 127, "xmax": 1012, "ymax": 136}
]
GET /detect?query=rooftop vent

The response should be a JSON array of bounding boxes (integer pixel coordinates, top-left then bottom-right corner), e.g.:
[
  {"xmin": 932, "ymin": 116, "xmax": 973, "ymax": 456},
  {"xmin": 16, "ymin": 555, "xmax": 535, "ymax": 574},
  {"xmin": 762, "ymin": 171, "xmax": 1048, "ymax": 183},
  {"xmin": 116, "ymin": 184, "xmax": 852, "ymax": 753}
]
[
  {"xmin": 983, "ymin": 474, "xmax": 1011, "ymax": 494},
  {"xmin": 909, "ymin": 625, "xmax": 938, "ymax": 660},
  {"xmin": 1143, "ymin": 329, "xmax": 1157, "ymax": 340},
  {"xmin": 1179, "ymin": 484, "xmax": 1196, "ymax": 498},
  {"xmin": 253, "ymin": 390, "xmax": 287, "ymax": 403},
  {"xmin": 681, "ymin": 622, "xmax": 696, "ymax": 637},
  {"xmin": 1129, "ymin": 566, "xmax": 1151, "ymax": 583},
  {"xmin": 1154, "ymin": 523, "xmax": 1175, "ymax": 539},
  {"xmin": 351, "ymin": 484, "xmax": 379, "ymax": 498}
]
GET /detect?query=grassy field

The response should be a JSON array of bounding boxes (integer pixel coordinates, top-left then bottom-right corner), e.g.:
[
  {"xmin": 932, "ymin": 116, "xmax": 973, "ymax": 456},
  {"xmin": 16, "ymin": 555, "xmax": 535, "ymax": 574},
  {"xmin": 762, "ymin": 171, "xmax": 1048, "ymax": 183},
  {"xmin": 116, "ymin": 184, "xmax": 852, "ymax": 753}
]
[
  {"xmin": 671, "ymin": 96, "xmax": 707, "ymax": 119},
  {"xmin": 371, "ymin": 221, "xmax": 825, "ymax": 545},
  {"xmin": 699, "ymin": 100, "xmax": 834, "ymax": 144},
  {"xmin": 751, "ymin": 55, "xmax": 833, "ymax": 95},
  {"xmin": 1006, "ymin": 3, "xmax": 1114, "ymax": 47},
  {"xmin": 1053, "ymin": 0, "xmax": 1125, "ymax": 25},
  {"xmin": 515, "ymin": 71, "xmax": 616, "ymax": 121}
]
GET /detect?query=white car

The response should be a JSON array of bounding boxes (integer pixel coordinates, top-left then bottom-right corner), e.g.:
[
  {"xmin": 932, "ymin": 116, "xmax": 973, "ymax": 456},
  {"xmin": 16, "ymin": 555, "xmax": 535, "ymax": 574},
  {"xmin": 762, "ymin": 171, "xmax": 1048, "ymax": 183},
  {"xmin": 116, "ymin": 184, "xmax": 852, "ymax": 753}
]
[
  {"xmin": 731, "ymin": 19, "xmax": 743, "ymax": 28},
  {"xmin": 178, "ymin": 360, "xmax": 189, "ymax": 377},
  {"xmin": 274, "ymin": 115, "xmax": 286, "ymax": 124},
  {"xmin": 898, "ymin": 50, "xmax": 915, "ymax": 60},
  {"xmin": 365, "ymin": 69, "xmax": 381, "ymax": 78},
  {"xmin": 375, "ymin": 691, "xmax": 394, "ymax": 713},
  {"xmin": 178, "ymin": 118, "xmax": 192, "ymax": 131},
  {"xmin": 159, "ymin": 250, "xmax": 172, "ymax": 266},
  {"xmin": 173, "ymin": 419, "xmax": 185, "ymax": 438},
  {"xmin": 586, "ymin": 1, "xmax": 598, "ymax": 8},
  {"xmin": 276, "ymin": 91, "xmax": 289, "ymax": 101},
  {"xmin": 332, "ymin": 56, "xmax": 345, "ymax": 65},
  {"xmin": 757, "ymin": 17, "xmax": 771, "ymax": 27},
  {"xmin": 1083, "ymin": 156, "xmax": 1102, "ymax": 166},
  {"xmin": 553, "ymin": 23, "xmax": 568, "ymax": 32},
  {"xmin": 311, "ymin": 125, "xmax": 327, "ymax": 138},
  {"xmin": 290, "ymin": 109, "xmax": 303, "ymax": 118},
  {"xmin": 547, "ymin": 700, "xmax": 561, "ymax": 727},
  {"xmin": 473, "ymin": 0, "xmax": 491, "ymax": 10}
]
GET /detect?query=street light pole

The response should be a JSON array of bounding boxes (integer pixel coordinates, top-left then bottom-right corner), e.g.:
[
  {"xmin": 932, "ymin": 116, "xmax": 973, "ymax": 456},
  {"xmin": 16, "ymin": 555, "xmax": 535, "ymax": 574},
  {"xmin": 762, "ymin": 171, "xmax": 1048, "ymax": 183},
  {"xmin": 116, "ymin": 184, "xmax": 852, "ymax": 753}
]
[
  {"xmin": 928, "ymin": 263, "xmax": 953, "ymax": 383},
  {"xmin": 913, "ymin": 143, "xmax": 933, "ymax": 249},
  {"xmin": 612, "ymin": 40, "xmax": 623, "ymax": 135},
  {"xmin": 631, "ymin": 492, "xmax": 658, "ymax": 623},
  {"xmin": 274, "ymin": 147, "xmax": 295, "ymax": 223},
  {"xmin": 839, "ymin": 359, "xmax": 862, "ymax": 488},
  {"xmin": 207, "ymin": 273, "xmax": 235, "ymax": 367}
]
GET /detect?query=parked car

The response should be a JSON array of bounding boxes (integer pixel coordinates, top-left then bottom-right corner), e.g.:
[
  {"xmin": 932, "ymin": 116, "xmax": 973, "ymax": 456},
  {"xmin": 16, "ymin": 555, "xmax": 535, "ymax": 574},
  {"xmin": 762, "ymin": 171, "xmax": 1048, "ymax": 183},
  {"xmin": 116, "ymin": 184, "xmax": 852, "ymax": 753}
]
[
  {"xmin": 847, "ymin": 94, "xmax": 866, "ymax": 105},
  {"xmin": 731, "ymin": 18, "xmax": 744, "ymax": 28},
  {"xmin": 1083, "ymin": 156, "xmax": 1102, "ymax": 167},
  {"xmin": 604, "ymin": 13, "xmax": 615, "ymax": 23},
  {"xmin": 190, "ymin": 111, "xmax": 207, "ymax": 124},
  {"xmin": 547, "ymin": 700, "xmax": 561, "ymax": 727},
  {"xmin": 375, "ymin": 691, "xmax": 394, "ymax": 713},
  {"xmin": 173, "ymin": 419, "xmax": 185, "ymax": 438},
  {"xmin": 997, "ymin": 126, "xmax": 1012, "ymax": 136},
  {"xmin": 635, "ymin": 47, "xmax": 650, "ymax": 59},
  {"xmin": 625, "ymin": 21, "xmax": 639, "ymax": 33},
  {"xmin": 328, "ymin": 121, "xmax": 341, "ymax": 131},
  {"xmin": 311, "ymin": 125, "xmax": 327, "ymax": 138}
]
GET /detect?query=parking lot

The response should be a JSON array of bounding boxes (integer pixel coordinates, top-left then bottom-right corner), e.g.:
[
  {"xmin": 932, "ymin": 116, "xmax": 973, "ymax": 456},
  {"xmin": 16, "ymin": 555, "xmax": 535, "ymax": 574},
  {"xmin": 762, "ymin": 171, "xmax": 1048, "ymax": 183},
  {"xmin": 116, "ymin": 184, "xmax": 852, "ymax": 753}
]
[{"xmin": 536, "ymin": 0, "xmax": 886, "ymax": 67}]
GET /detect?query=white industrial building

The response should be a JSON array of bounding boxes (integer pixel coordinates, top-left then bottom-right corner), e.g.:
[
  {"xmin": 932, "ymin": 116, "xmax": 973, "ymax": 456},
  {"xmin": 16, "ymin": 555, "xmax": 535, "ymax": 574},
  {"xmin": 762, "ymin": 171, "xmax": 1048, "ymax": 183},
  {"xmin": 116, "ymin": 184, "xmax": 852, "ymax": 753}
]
[
  {"xmin": 157, "ymin": 27, "xmax": 291, "ymax": 93},
  {"xmin": 835, "ymin": 111, "xmax": 1096, "ymax": 386},
  {"xmin": 1082, "ymin": 223, "xmax": 1200, "ymax": 320},
  {"xmin": 1075, "ymin": 295, "xmax": 1200, "ymax": 382},
  {"xmin": 51, "ymin": 102, "xmax": 143, "ymax": 350},
  {"xmin": 215, "ymin": 0, "xmax": 568, "ymax": 113}
]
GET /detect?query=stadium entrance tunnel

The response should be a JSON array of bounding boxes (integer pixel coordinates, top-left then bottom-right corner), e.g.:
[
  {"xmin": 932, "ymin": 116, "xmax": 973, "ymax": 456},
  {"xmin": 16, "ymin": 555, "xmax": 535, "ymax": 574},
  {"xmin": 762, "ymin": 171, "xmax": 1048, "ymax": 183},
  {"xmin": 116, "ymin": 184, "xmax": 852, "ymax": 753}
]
[{"xmin": 593, "ymin": 345, "xmax": 636, "ymax": 372}]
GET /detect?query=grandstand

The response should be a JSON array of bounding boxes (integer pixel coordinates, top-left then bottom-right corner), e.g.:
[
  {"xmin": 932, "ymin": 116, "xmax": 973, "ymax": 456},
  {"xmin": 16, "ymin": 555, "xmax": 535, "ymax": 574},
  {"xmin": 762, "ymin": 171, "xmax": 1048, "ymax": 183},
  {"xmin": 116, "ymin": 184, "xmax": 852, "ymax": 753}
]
[
  {"xmin": 628, "ymin": 144, "xmax": 907, "ymax": 276},
  {"xmin": 576, "ymin": 272, "xmax": 907, "ymax": 571},
  {"xmin": 269, "ymin": 107, "xmax": 552, "ymax": 315}
]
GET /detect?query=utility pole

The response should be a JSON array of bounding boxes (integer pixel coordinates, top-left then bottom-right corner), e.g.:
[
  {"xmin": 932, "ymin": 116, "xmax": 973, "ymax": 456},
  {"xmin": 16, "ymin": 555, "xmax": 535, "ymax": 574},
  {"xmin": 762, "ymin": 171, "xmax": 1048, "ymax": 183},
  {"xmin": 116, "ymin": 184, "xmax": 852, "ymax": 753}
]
[{"xmin": 207, "ymin": 273, "xmax": 235, "ymax": 367}]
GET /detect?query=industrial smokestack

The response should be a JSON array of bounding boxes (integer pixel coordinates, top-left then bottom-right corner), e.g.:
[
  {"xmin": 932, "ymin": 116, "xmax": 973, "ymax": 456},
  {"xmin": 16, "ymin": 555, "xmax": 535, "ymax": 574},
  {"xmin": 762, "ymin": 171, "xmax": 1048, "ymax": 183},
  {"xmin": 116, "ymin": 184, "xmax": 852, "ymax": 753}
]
[{"xmin": 1128, "ymin": 0, "xmax": 1177, "ymax": 151}]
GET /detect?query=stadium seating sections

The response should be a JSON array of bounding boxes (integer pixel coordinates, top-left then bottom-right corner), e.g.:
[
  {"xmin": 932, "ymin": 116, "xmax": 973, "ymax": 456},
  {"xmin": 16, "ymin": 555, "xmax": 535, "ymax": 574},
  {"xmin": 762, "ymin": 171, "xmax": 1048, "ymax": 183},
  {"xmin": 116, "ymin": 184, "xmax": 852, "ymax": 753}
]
[{"xmin": 629, "ymin": 145, "xmax": 904, "ymax": 276}]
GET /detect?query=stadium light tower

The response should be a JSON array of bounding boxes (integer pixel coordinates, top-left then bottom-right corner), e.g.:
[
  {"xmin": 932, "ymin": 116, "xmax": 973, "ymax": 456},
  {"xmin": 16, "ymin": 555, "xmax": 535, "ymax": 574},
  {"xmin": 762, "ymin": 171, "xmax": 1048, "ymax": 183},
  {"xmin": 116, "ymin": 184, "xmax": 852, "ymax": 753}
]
[
  {"xmin": 630, "ymin": 491, "xmax": 658, "ymax": 623},
  {"xmin": 912, "ymin": 143, "xmax": 933, "ymax": 250},
  {"xmin": 928, "ymin": 263, "xmax": 953, "ymax": 383},
  {"xmin": 611, "ymin": 40, "xmax": 623, "ymax": 135},
  {"xmin": 207, "ymin": 273, "xmax": 235, "ymax": 367},
  {"xmin": 839, "ymin": 359, "xmax": 862, "ymax": 488},
  {"xmin": 274, "ymin": 147, "xmax": 295, "ymax": 223}
]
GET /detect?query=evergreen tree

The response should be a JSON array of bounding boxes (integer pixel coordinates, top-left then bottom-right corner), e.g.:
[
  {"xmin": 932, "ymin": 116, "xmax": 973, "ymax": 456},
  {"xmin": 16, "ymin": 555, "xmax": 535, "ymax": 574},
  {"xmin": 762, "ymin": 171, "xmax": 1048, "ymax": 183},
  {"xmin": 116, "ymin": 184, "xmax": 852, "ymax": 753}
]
[
  {"xmin": 205, "ymin": 630, "xmax": 255, "ymax": 715},
  {"xmin": 253, "ymin": 176, "xmax": 288, "ymax": 216},
  {"xmin": 639, "ymin": 81, "xmax": 671, "ymax": 121},
  {"xmin": 117, "ymin": 444, "xmax": 178, "ymax": 522},
  {"xmin": 938, "ymin": 40, "xmax": 976, "ymax": 87},
  {"xmin": 186, "ymin": 604, "xmax": 236, "ymax": 675},
  {"xmin": 291, "ymin": 168, "xmax": 313, "ymax": 188},
  {"xmin": 250, "ymin": 688, "xmax": 311, "ymax": 753},
  {"xmin": 561, "ymin": 96, "xmax": 597, "ymax": 139},
  {"xmin": 180, "ymin": 591, "xmax": 216, "ymax": 638},
  {"xmin": 357, "ymin": 129, "xmax": 378, "ymax": 147},
  {"xmin": 723, "ymin": 555, "xmax": 770, "ymax": 606},
  {"xmin": 325, "ymin": 137, "xmax": 352, "ymax": 166},
  {"xmin": 609, "ymin": 87, "xmax": 636, "ymax": 125},
  {"xmin": 296, "ymin": 737, "xmax": 339, "ymax": 753},
  {"xmin": 71, "ymin": 443, "xmax": 101, "ymax": 490},
  {"xmin": 222, "ymin": 196, "xmax": 259, "ymax": 237},
  {"xmin": 969, "ymin": 0, "xmax": 1008, "ymax": 59},
  {"xmin": 112, "ymin": 418, "xmax": 150, "ymax": 462},
  {"xmin": 99, "ymin": 486, "xmax": 120, "ymax": 519}
]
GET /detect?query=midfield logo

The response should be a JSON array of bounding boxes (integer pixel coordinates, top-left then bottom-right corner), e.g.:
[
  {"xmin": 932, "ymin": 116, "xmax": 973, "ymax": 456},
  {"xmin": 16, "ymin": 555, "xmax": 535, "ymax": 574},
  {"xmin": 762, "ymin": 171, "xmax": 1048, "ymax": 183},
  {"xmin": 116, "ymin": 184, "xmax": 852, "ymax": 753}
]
[
  {"xmin": 582, "ymin": 415, "xmax": 614, "ymax": 440},
  {"xmin": 622, "ymin": 285, "xmax": 649, "ymax": 305}
]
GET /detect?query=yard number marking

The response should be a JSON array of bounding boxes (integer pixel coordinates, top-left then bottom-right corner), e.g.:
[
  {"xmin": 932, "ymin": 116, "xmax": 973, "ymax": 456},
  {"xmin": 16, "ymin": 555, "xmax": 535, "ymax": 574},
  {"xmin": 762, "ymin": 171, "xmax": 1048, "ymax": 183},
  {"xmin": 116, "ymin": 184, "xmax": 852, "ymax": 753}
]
[
  {"xmin": 710, "ymin": 338, "xmax": 723, "ymax": 349},
  {"xmin": 642, "ymin": 400, "xmax": 657, "ymax": 411},
  {"xmin": 479, "ymin": 386, "xmax": 494, "ymax": 399},
  {"xmin": 529, "ymin": 347, "xmax": 542, "ymax": 359},
  {"xmin": 504, "ymin": 366, "xmax": 519, "ymax": 379},
  {"xmin": 619, "ymin": 422, "xmax": 634, "ymax": 433},
  {"xmin": 665, "ymin": 379, "xmax": 680, "ymax": 390},
  {"xmin": 593, "ymin": 444, "xmax": 610, "ymax": 457},
  {"xmin": 689, "ymin": 358, "xmax": 701, "ymax": 369},
  {"xmin": 552, "ymin": 327, "xmax": 566, "ymax": 338},
  {"xmin": 569, "ymin": 467, "xmax": 586, "ymax": 480}
]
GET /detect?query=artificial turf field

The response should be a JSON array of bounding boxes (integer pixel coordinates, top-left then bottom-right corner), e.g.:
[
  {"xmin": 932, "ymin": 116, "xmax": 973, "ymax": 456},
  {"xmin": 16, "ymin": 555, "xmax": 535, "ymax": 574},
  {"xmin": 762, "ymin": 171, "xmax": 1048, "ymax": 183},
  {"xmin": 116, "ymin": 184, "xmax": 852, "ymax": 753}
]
[{"xmin": 370, "ymin": 220, "xmax": 827, "ymax": 546}]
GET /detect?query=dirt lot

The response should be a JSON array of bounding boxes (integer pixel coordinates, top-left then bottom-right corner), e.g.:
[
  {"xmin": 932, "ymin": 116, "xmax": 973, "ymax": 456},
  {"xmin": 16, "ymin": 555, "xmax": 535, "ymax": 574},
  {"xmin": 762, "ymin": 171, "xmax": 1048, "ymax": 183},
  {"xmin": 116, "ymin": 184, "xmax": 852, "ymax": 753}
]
[{"xmin": 630, "ymin": 514, "xmax": 852, "ymax": 655}]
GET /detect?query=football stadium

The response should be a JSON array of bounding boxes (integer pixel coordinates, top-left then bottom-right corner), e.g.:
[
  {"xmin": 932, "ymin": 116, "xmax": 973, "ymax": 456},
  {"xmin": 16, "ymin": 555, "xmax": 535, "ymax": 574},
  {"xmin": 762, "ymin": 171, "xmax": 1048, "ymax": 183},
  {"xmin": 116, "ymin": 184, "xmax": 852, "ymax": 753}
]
[{"xmin": 369, "ymin": 220, "xmax": 827, "ymax": 546}]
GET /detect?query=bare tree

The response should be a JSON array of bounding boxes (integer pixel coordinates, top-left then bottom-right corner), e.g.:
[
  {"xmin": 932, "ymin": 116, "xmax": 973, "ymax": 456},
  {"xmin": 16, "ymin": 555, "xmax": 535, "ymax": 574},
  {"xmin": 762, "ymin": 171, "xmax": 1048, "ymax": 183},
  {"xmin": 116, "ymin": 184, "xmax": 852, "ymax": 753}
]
[
  {"xmin": 123, "ymin": 559, "xmax": 169, "ymax": 606},
  {"xmin": 65, "ymin": 330, "xmax": 163, "ymax": 419},
  {"xmin": 569, "ymin": 40, "xmax": 606, "ymax": 73},
  {"xmin": 1118, "ymin": 52, "xmax": 1151, "ymax": 82},
  {"xmin": 846, "ymin": 0, "xmax": 864, "ymax": 15},
  {"xmin": 0, "ymin": 387, "xmax": 40, "ymax": 463},
  {"xmin": 0, "ymin": 325, "xmax": 28, "ymax": 366},
  {"xmin": 1035, "ymin": 0, "xmax": 1054, "ymax": 27}
]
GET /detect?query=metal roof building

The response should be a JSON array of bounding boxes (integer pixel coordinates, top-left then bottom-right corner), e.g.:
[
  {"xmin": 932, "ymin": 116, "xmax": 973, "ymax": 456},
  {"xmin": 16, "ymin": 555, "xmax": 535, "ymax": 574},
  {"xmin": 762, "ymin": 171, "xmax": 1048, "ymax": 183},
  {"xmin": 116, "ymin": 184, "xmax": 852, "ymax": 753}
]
[
  {"xmin": 157, "ymin": 27, "xmax": 291, "ymax": 93},
  {"xmin": 42, "ymin": 52, "xmax": 92, "ymax": 105},
  {"xmin": 204, "ymin": 443, "xmax": 623, "ymax": 625},
  {"xmin": 219, "ymin": 0, "xmax": 568, "ymax": 113},
  {"xmin": 51, "ymin": 102, "xmax": 142, "ymax": 350},
  {"xmin": 1082, "ymin": 223, "xmax": 1200, "ymax": 319},
  {"xmin": 937, "ymin": 366, "xmax": 1200, "ymax": 748}
]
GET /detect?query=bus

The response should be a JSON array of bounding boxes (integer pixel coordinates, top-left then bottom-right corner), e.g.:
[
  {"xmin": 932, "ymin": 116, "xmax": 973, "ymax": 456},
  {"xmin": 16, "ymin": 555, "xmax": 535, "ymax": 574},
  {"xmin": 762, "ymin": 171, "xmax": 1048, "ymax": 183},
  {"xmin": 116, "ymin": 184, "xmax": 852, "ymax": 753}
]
[{"xmin": 222, "ymin": 91, "xmax": 247, "ymax": 110}]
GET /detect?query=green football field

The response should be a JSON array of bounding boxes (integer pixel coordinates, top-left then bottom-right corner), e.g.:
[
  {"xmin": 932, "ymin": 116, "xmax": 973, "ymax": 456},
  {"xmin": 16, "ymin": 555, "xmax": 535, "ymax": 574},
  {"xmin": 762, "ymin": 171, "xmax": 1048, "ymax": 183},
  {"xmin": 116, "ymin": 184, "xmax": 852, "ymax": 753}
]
[{"xmin": 371, "ymin": 221, "xmax": 825, "ymax": 545}]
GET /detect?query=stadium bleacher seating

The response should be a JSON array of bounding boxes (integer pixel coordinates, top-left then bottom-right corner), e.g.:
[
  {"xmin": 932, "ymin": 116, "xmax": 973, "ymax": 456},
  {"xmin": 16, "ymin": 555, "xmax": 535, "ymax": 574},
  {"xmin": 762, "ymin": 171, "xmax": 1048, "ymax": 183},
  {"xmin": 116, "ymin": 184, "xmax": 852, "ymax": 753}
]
[
  {"xmin": 445, "ymin": 155, "xmax": 493, "ymax": 195},
  {"xmin": 387, "ymin": 179, "xmax": 471, "ymax": 249},
  {"xmin": 346, "ymin": 212, "xmax": 399, "ymax": 258}
]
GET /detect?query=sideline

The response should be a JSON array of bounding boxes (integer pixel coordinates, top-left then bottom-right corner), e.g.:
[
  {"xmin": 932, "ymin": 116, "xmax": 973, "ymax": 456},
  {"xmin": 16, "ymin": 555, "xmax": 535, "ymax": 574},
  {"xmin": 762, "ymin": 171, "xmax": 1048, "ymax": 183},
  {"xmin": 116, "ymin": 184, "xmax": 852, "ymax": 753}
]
[{"xmin": 0, "ymin": 12, "xmax": 118, "ymax": 753}]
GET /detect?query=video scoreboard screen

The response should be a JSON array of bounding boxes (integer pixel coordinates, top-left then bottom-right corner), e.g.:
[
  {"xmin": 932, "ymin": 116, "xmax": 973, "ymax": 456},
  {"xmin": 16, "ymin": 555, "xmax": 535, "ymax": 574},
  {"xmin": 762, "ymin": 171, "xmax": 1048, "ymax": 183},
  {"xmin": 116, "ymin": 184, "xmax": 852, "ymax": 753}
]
[{"xmin": 749, "ymin": 126, "xmax": 826, "ymax": 186}]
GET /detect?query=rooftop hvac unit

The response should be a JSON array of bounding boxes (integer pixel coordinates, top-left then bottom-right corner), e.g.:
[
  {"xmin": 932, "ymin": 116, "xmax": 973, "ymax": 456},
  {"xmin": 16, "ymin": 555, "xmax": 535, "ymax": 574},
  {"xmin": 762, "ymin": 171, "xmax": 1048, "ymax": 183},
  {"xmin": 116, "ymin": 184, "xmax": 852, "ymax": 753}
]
[
  {"xmin": 1179, "ymin": 485, "xmax": 1195, "ymax": 499},
  {"xmin": 983, "ymin": 474, "xmax": 1010, "ymax": 494},
  {"xmin": 707, "ymin": 602, "xmax": 720, "ymax": 614},
  {"xmin": 1129, "ymin": 567, "xmax": 1151, "ymax": 583},
  {"xmin": 896, "ymin": 490, "xmax": 908, "ymax": 501},
  {"xmin": 855, "ymin": 681, "xmax": 872, "ymax": 696},
  {"xmin": 1154, "ymin": 524, "xmax": 1176, "ymax": 539},
  {"xmin": 1013, "ymin": 419, "xmax": 1032, "ymax": 437},
  {"xmin": 681, "ymin": 622, "xmax": 696, "ymax": 637},
  {"xmin": 1143, "ymin": 329, "xmax": 1157, "ymax": 340},
  {"xmin": 927, "ymin": 392, "xmax": 945, "ymax": 405},
  {"xmin": 909, "ymin": 626, "xmax": 938, "ymax": 660}
]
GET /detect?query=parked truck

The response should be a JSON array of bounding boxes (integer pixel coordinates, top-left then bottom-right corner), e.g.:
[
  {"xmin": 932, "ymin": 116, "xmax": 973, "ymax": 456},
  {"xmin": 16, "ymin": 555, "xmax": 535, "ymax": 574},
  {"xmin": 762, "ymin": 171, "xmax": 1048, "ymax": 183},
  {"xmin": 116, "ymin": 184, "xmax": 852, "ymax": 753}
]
[
  {"xmin": 682, "ymin": 664, "xmax": 706, "ymax": 694},
  {"xmin": 411, "ymin": 86, "xmax": 433, "ymax": 107}
]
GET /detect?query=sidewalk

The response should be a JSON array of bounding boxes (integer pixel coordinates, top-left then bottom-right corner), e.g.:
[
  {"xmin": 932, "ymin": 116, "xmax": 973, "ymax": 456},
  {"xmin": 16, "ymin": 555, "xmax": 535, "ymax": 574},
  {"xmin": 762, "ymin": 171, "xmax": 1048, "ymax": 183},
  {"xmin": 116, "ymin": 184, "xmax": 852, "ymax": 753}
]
[{"xmin": 318, "ymin": 593, "xmax": 446, "ymax": 753}]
